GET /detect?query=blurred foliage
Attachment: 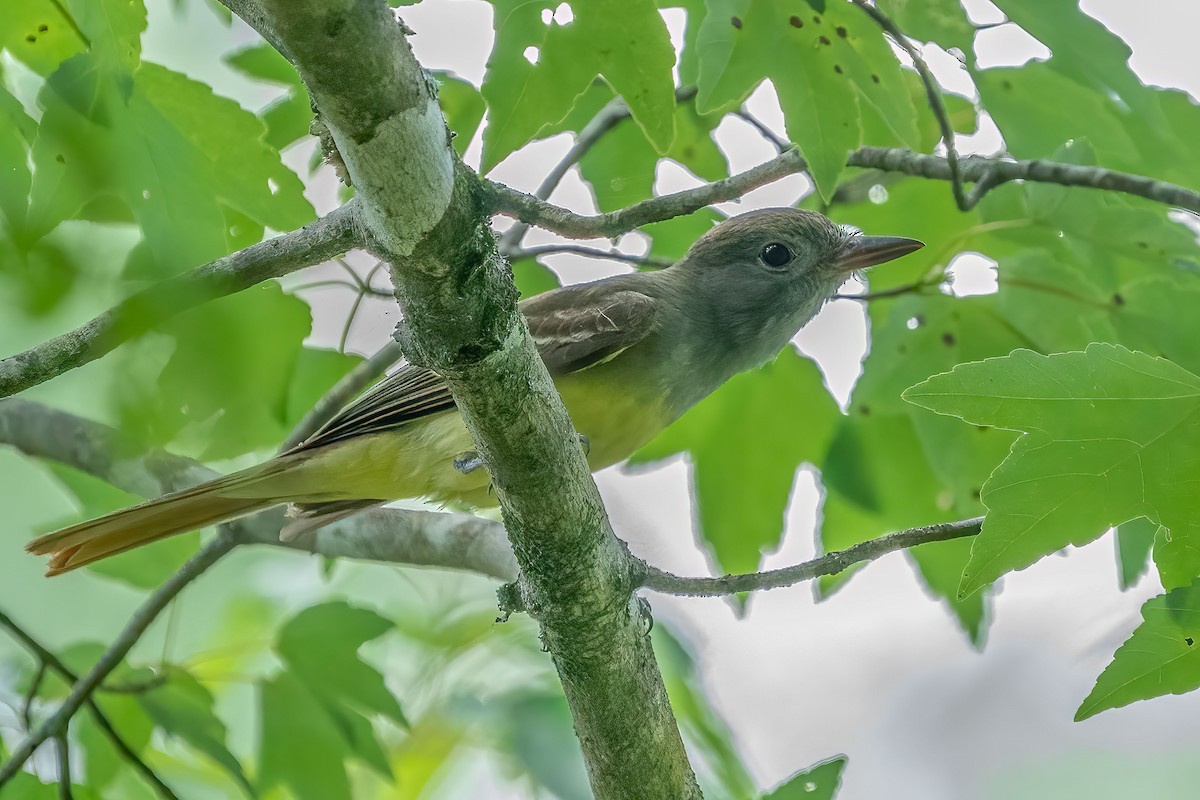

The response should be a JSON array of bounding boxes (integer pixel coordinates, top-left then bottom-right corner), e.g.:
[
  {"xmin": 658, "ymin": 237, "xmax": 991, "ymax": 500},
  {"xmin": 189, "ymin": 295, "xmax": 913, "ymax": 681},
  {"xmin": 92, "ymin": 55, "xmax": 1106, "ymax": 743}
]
[{"xmin": 3, "ymin": 0, "xmax": 1200, "ymax": 797}]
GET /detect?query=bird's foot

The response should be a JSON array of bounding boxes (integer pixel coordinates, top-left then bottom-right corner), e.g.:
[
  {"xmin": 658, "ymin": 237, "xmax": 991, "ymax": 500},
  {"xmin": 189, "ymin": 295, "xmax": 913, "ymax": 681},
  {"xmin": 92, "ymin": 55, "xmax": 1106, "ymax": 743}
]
[
  {"xmin": 577, "ymin": 433, "xmax": 590, "ymax": 456},
  {"xmin": 453, "ymin": 451, "xmax": 485, "ymax": 474}
]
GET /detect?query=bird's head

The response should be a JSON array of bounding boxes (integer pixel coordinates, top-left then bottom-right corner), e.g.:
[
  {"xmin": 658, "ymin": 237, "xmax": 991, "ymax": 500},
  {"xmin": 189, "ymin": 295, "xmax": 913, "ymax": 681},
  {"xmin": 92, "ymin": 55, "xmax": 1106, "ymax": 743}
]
[{"xmin": 672, "ymin": 207, "xmax": 922, "ymax": 369}]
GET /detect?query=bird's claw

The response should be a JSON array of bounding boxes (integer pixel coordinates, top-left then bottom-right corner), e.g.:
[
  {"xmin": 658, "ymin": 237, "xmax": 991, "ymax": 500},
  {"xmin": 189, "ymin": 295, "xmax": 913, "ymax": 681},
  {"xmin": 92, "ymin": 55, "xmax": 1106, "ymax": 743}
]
[
  {"xmin": 578, "ymin": 433, "xmax": 590, "ymax": 456},
  {"xmin": 453, "ymin": 451, "xmax": 485, "ymax": 474}
]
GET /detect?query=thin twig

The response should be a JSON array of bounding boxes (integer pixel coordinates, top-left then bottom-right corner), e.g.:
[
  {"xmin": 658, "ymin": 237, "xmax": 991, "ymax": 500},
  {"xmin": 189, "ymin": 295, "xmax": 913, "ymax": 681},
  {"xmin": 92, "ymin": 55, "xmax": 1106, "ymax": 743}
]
[
  {"xmin": 0, "ymin": 201, "xmax": 362, "ymax": 399},
  {"xmin": 0, "ymin": 610, "xmax": 180, "ymax": 800},
  {"xmin": 733, "ymin": 108, "xmax": 789, "ymax": 152},
  {"xmin": 641, "ymin": 518, "xmax": 983, "ymax": 596},
  {"xmin": 279, "ymin": 340, "xmax": 404, "ymax": 451},
  {"xmin": 835, "ymin": 279, "xmax": 937, "ymax": 302},
  {"xmin": 507, "ymin": 244, "xmax": 674, "ymax": 270},
  {"xmin": 851, "ymin": 0, "xmax": 970, "ymax": 210},
  {"xmin": 0, "ymin": 534, "xmax": 237, "ymax": 790},
  {"xmin": 54, "ymin": 733, "xmax": 72, "ymax": 799},
  {"xmin": 498, "ymin": 86, "xmax": 700, "ymax": 252},
  {"xmin": 489, "ymin": 146, "xmax": 1200, "ymax": 238}
]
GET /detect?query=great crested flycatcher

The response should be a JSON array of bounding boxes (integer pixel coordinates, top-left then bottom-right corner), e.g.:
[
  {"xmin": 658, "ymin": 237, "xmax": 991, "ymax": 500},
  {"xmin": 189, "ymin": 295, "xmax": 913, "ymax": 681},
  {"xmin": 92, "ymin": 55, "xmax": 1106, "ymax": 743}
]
[{"xmin": 27, "ymin": 208, "xmax": 921, "ymax": 575}]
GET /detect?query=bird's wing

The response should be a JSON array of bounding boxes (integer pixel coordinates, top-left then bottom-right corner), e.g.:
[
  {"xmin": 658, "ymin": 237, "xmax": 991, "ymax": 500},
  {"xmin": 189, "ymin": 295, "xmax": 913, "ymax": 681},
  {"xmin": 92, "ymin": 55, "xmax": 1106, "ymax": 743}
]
[
  {"xmin": 291, "ymin": 364, "xmax": 456, "ymax": 451},
  {"xmin": 291, "ymin": 284, "xmax": 657, "ymax": 452},
  {"xmin": 524, "ymin": 286, "xmax": 658, "ymax": 376}
]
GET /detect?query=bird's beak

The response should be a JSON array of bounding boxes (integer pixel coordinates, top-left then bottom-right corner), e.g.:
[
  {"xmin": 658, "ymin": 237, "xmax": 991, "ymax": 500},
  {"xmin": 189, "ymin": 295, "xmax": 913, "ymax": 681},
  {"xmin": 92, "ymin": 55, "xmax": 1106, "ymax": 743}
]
[{"xmin": 834, "ymin": 235, "xmax": 924, "ymax": 273}]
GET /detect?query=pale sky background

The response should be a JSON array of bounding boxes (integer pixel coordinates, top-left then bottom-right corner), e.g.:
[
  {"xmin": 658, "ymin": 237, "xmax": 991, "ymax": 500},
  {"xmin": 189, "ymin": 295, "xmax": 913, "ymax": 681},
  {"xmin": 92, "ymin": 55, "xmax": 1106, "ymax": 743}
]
[{"xmin": 65, "ymin": 1, "xmax": 1200, "ymax": 797}]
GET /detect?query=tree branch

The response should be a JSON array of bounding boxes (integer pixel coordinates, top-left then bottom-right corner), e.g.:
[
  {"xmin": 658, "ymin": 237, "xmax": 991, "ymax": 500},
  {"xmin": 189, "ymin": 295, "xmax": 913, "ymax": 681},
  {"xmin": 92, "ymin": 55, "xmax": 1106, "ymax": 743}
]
[
  {"xmin": 850, "ymin": 0, "xmax": 970, "ymax": 210},
  {"xmin": 0, "ymin": 532, "xmax": 237, "ymax": 789},
  {"xmin": 256, "ymin": 2, "xmax": 701, "ymax": 796},
  {"xmin": 642, "ymin": 518, "xmax": 983, "ymax": 596},
  {"xmin": 488, "ymin": 145, "xmax": 1200, "ymax": 239},
  {"xmin": 0, "ymin": 202, "xmax": 361, "ymax": 399},
  {"xmin": 507, "ymin": 243, "xmax": 673, "ymax": 270},
  {"xmin": 498, "ymin": 86, "xmax": 700, "ymax": 252},
  {"xmin": 0, "ymin": 611, "xmax": 179, "ymax": 800}
]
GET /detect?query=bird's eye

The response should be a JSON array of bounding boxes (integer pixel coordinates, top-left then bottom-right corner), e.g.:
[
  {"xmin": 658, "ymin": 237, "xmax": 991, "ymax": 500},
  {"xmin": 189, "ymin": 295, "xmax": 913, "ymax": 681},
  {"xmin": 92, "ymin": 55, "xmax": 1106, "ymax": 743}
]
[{"xmin": 760, "ymin": 243, "xmax": 793, "ymax": 269}]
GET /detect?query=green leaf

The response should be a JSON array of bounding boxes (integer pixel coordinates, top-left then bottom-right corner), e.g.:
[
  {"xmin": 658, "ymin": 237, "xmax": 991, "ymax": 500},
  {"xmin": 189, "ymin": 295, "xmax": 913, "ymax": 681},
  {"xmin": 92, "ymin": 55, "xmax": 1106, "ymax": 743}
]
[
  {"xmin": 434, "ymin": 72, "xmax": 486, "ymax": 158},
  {"xmin": 276, "ymin": 602, "xmax": 407, "ymax": 727},
  {"xmin": 1076, "ymin": 577, "xmax": 1200, "ymax": 720},
  {"xmin": 762, "ymin": 756, "xmax": 847, "ymax": 800},
  {"xmin": 146, "ymin": 283, "xmax": 315, "ymax": 458},
  {"xmin": 259, "ymin": 672, "xmax": 354, "ymax": 800},
  {"xmin": 0, "ymin": 84, "xmax": 35, "ymax": 233},
  {"xmin": 635, "ymin": 347, "xmax": 840, "ymax": 575},
  {"xmin": 643, "ymin": 207, "xmax": 722, "ymax": 262},
  {"xmin": 28, "ymin": 58, "xmax": 312, "ymax": 271},
  {"xmin": 696, "ymin": 0, "xmax": 916, "ymax": 200},
  {"xmin": 1115, "ymin": 517, "xmax": 1157, "ymax": 591},
  {"xmin": 481, "ymin": 0, "xmax": 676, "ymax": 171},
  {"xmin": 512, "ymin": 257, "xmax": 560, "ymax": 299},
  {"xmin": 260, "ymin": 603, "xmax": 407, "ymax": 799},
  {"xmin": 137, "ymin": 668, "xmax": 254, "ymax": 796},
  {"xmin": 580, "ymin": 102, "xmax": 727, "ymax": 212},
  {"xmin": 653, "ymin": 627, "xmax": 756, "ymax": 800},
  {"xmin": 0, "ymin": 0, "xmax": 87, "ymax": 75},
  {"xmin": 497, "ymin": 693, "xmax": 591, "ymax": 800},
  {"xmin": 875, "ymin": 0, "xmax": 976, "ymax": 58},
  {"xmin": 904, "ymin": 344, "xmax": 1200, "ymax": 596},
  {"xmin": 283, "ymin": 347, "xmax": 362, "ymax": 428}
]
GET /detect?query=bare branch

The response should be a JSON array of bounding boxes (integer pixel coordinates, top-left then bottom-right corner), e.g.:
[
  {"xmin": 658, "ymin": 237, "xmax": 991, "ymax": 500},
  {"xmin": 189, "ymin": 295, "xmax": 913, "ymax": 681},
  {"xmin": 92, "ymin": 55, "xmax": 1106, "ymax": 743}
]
[
  {"xmin": 498, "ymin": 86, "xmax": 700, "ymax": 252},
  {"xmin": 641, "ymin": 518, "xmax": 983, "ymax": 596},
  {"xmin": 0, "ymin": 202, "xmax": 361, "ymax": 399},
  {"xmin": 486, "ymin": 148, "xmax": 809, "ymax": 239},
  {"xmin": 0, "ymin": 533, "xmax": 236, "ymax": 789},
  {"xmin": 490, "ymin": 145, "xmax": 1200, "ymax": 238},
  {"xmin": 507, "ymin": 243, "xmax": 674, "ymax": 270},
  {"xmin": 733, "ymin": 108, "xmax": 790, "ymax": 152},
  {"xmin": 851, "ymin": 0, "xmax": 971, "ymax": 210}
]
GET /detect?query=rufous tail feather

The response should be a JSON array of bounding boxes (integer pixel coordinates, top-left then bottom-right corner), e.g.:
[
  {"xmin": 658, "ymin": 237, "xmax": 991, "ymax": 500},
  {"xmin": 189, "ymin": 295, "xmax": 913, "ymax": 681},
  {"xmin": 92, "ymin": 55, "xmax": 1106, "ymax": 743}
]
[{"xmin": 26, "ymin": 461, "xmax": 294, "ymax": 576}]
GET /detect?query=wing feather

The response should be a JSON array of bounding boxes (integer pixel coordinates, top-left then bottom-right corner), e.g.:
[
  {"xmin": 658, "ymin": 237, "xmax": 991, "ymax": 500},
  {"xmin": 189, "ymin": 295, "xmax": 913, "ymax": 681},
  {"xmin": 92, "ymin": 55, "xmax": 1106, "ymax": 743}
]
[{"xmin": 291, "ymin": 283, "xmax": 657, "ymax": 452}]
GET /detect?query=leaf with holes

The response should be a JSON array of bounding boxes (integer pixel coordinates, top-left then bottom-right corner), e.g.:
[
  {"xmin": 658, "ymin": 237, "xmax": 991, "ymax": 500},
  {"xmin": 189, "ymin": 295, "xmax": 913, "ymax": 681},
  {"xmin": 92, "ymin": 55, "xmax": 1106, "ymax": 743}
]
[
  {"xmin": 1077, "ymin": 577, "xmax": 1200, "ymax": 720},
  {"xmin": 904, "ymin": 344, "xmax": 1200, "ymax": 597}
]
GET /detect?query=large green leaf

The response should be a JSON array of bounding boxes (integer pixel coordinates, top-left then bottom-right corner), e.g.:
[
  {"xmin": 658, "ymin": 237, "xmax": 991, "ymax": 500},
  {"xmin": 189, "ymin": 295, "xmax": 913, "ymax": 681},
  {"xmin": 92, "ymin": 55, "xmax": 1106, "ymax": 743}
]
[
  {"xmin": 481, "ymin": 0, "xmax": 676, "ymax": 171},
  {"xmin": 695, "ymin": 0, "xmax": 917, "ymax": 200},
  {"xmin": 276, "ymin": 601, "xmax": 408, "ymax": 728},
  {"xmin": 762, "ymin": 756, "xmax": 847, "ymax": 800},
  {"xmin": 0, "ymin": 0, "xmax": 87, "ymax": 76},
  {"xmin": 259, "ymin": 603, "xmax": 407, "ymax": 800},
  {"xmin": 875, "ymin": 0, "xmax": 975, "ymax": 58},
  {"xmin": 138, "ymin": 668, "xmax": 254, "ymax": 796},
  {"xmin": 1076, "ymin": 577, "xmax": 1200, "ymax": 720},
  {"xmin": 635, "ymin": 347, "xmax": 840, "ymax": 576},
  {"xmin": 904, "ymin": 344, "xmax": 1200, "ymax": 596}
]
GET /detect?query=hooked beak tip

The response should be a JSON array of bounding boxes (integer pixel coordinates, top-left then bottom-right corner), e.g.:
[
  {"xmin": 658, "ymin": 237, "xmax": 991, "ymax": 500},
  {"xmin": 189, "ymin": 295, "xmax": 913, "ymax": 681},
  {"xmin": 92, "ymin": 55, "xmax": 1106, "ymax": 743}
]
[{"xmin": 835, "ymin": 235, "xmax": 924, "ymax": 273}]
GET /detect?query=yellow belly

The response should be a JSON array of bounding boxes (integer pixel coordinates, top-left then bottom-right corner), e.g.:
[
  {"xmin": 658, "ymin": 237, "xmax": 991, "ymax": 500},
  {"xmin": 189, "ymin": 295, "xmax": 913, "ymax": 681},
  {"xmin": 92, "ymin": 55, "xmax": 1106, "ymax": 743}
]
[{"xmin": 272, "ymin": 371, "xmax": 671, "ymax": 507}]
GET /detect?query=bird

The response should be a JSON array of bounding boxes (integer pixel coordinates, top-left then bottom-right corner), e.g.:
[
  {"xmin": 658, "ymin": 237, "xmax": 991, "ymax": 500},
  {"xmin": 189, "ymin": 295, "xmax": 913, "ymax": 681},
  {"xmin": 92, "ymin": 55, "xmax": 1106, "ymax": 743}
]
[{"xmin": 26, "ymin": 208, "xmax": 922, "ymax": 575}]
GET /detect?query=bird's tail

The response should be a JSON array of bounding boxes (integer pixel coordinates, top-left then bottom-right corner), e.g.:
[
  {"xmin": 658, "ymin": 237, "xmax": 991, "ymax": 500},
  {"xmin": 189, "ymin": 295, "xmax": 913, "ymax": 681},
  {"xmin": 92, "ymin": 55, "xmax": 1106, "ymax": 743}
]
[{"xmin": 25, "ymin": 460, "xmax": 294, "ymax": 576}]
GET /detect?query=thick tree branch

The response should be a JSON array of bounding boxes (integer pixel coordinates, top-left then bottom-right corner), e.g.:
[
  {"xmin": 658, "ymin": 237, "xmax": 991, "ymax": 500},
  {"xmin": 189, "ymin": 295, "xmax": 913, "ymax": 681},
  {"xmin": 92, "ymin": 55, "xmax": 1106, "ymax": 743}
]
[
  {"xmin": 0, "ymin": 202, "xmax": 361, "ymax": 399},
  {"xmin": 642, "ymin": 518, "xmax": 983, "ymax": 596},
  {"xmin": 258, "ymin": 2, "xmax": 700, "ymax": 797},
  {"xmin": 489, "ymin": 146, "xmax": 1200, "ymax": 238}
]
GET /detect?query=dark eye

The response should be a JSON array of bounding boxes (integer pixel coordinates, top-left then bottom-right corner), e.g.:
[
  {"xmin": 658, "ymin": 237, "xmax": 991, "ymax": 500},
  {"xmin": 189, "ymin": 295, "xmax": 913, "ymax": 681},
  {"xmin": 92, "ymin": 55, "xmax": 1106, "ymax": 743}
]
[{"xmin": 760, "ymin": 243, "xmax": 793, "ymax": 269}]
